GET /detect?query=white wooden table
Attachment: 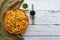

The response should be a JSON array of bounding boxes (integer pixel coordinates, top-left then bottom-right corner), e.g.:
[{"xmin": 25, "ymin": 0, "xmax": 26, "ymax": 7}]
[{"xmin": 20, "ymin": 0, "xmax": 60, "ymax": 40}]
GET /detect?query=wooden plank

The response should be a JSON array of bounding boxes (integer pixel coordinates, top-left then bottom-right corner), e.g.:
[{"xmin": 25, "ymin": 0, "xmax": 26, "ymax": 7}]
[
  {"xmin": 20, "ymin": 0, "xmax": 60, "ymax": 10},
  {"xmin": 24, "ymin": 36, "xmax": 60, "ymax": 40},
  {"xmin": 23, "ymin": 25, "xmax": 60, "ymax": 35},
  {"xmin": 26, "ymin": 11, "xmax": 60, "ymax": 24}
]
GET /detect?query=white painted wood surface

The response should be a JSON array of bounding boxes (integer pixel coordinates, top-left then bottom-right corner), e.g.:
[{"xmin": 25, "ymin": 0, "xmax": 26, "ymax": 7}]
[{"xmin": 20, "ymin": 0, "xmax": 60, "ymax": 40}]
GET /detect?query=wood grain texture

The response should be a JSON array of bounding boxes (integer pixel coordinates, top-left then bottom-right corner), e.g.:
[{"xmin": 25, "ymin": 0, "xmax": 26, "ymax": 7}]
[{"xmin": 20, "ymin": 0, "xmax": 60, "ymax": 40}]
